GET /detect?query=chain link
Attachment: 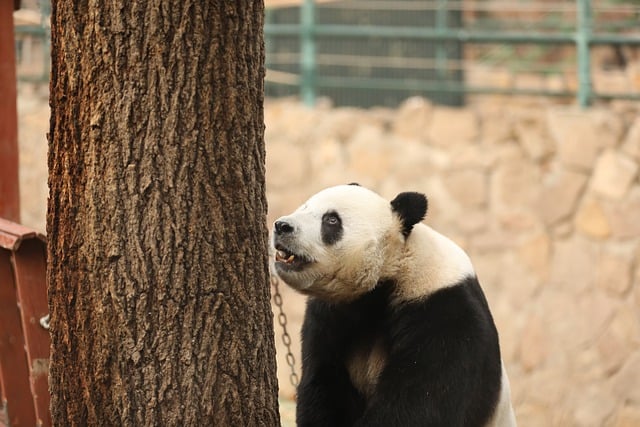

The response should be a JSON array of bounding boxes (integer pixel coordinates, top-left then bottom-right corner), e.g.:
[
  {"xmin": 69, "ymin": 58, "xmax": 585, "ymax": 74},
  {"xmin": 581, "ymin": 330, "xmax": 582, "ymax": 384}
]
[{"xmin": 271, "ymin": 274, "xmax": 300, "ymax": 389}]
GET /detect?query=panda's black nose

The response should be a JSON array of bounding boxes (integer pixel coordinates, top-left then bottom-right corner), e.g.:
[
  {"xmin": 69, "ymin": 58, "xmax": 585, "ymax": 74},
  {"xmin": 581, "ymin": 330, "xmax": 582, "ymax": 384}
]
[{"xmin": 274, "ymin": 220, "xmax": 294, "ymax": 235}]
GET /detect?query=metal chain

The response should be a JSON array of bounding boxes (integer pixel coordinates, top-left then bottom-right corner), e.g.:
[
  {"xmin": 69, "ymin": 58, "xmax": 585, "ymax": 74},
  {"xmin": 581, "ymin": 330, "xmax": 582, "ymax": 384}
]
[{"xmin": 270, "ymin": 273, "xmax": 300, "ymax": 389}]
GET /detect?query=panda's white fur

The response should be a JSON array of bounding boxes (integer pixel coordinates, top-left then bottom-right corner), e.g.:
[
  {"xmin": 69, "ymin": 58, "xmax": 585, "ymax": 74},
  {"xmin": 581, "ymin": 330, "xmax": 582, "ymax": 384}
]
[
  {"xmin": 273, "ymin": 184, "xmax": 516, "ymax": 426},
  {"xmin": 274, "ymin": 185, "xmax": 396, "ymax": 301}
]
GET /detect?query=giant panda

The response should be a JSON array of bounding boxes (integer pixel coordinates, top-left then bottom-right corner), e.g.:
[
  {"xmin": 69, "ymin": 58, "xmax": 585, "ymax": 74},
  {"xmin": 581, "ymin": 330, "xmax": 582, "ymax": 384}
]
[{"xmin": 272, "ymin": 183, "xmax": 516, "ymax": 427}]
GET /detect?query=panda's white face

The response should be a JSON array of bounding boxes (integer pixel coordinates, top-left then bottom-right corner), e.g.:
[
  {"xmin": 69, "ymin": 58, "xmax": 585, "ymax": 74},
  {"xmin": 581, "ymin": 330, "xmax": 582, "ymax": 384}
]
[{"xmin": 273, "ymin": 185, "xmax": 403, "ymax": 301}]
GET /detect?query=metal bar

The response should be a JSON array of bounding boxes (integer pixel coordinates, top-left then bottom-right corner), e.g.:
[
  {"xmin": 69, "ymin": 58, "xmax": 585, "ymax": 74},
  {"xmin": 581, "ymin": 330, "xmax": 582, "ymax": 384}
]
[
  {"xmin": 0, "ymin": 0, "xmax": 20, "ymax": 222},
  {"xmin": 576, "ymin": 0, "xmax": 592, "ymax": 107},
  {"xmin": 317, "ymin": 0, "xmax": 582, "ymax": 13},
  {"xmin": 590, "ymin": 34, "xmax": 640, "ymax": 45},
  {"xmin": 435, "ymin": 0, "xmax": 448, "ymax": 82},
  {"xmin": 300, "ymin": 0, "xmax": 316, "ymax": 105},
  {"xmin": 14, "ymin": 25, "xmax": 46, "ymax": 35},
  {"xmin": 593, "ymin": 92, "xmax": 640, "ymax": 101},
  {"xmin": 313, "ymin": 75, "xmax": 577, "ymax": 97},
  {"xmin": 12, "ymin": 239, "xmax": 51, "ymax": 427},
  {"xmin": 265, "ymin": 24, "xmax": 640, "ymax": 45}
]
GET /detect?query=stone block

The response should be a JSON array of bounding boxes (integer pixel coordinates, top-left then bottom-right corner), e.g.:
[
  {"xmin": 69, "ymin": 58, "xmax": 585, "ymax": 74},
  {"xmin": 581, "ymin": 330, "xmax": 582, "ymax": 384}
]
[
  {"xmin": 497, "ymin": 210, "xmax": 540, "ymax": 232},
  {"xmin": 522, "ymin": 369, "xmax": 568, "ymax": 408},
  {"xmin": 547, "ymin": 108, "xmax": 627, "ymax": 171},
  {"xmin": 266, "ymin": 140, "xmax": 309, "ymax": 190},
  {"xmin": 613, "ymin": 405, "xmax": 640, "ymax": 427},
  {"xmin": 574, "ymin": 198, "xmax": 611, "ymax": 239},
  {"xmin": 551, "ymin": 220, "xmax": 574, "ymax": 238},
  {"xmin": 454, "ymin": 209, "xmax": 489, "ymax": 234},
  {"xmin": 613, "ymin": 352, "xmax": 640, "ymax": 403},
  {"xmin": 265, "ymin": 100, "xmax": 319, "ymax": 144},
  {"xmin": 346, "ymin": 125, "xmax": 393, "ymax": 183},
  {"xmin": 310, "ymin": 137, "xmax": 344, "ymax": 171},
  {"xmin": 519, "ymin": 315, "xmax": 547, "ymax": 371},
  {"xmin": 309, "ymin": 137, "xmax": 349, "ymax": 188},
  {"xmin": 596, "ymin": 251, "xmax": 633, "ymax": 295},
  {"xmin": 518, "ymin": 232, "xmax": 551, "ymax": 280},
  {"xmin": 514, "ymin": 120, "xmax": 555, "ymax": 162},
  {"xmin": 574, "ymin": 291, "xmax": 617, "ymax": 349},
  {"xmin": 449, "ymin": 143, "xmax": 497, "ymax": 170},
  {"xmin": 492, "ymin": 151, "xmax": 541, "ymax": 211},
  {"xmin": 428, "ymin": 107, "xmax": 479, "ymax": 147},
  {"xmin": 417, "ymin": 176, "xmax": 463, "ymax": 227},
  {"xmin": 596, "ymin": 305, "xmax": 639, "ymax": 374},
  {"xmin": 391, "ymin": 141, "xmax": 448, "ymax": 184},
  {"xmin": 538, "ymin": 169, "xmax": 588, "ymax": 225},
  {"xmin": 393, "ymin": 96, "xmax": 432, "ymax": 141},
  {"xmin": 314, "ymin": 108, "xmax": 367, "ymax": 143},
  {"xmin": 605, "ymin": 187, "xmax": 640, "ymax": 239},
  {"xmin": 572, "ymin": 385, "xmax": 616, "ymax": 427},
  {"xmin": 471, "ymin": 252, "xmax": 507, "ymax": 292},
  {"xmin": 515, "ymin": 402, "xmax": 553, "ymax": 427},
  {"xmin": 592, "ymin": 108, "xmax": 627, "ymax": 147},
  {"xmin": 558, "ymin": 131, "xmax": 601, "ymax": 171},
  {"xmin": 499, "ymin": 254, "xmax": 542, "ymax": 309},
  {"xmin": 621, "ymin": 117, "xmax": 640, "ymax": 161},
  {"xmin": 479, "ymin": 105, "xmax": 514, "ymax": 144},
  {"xmin": 548, "ymin": 108, "xmax": 625, "ymax": 156},
  {"xmin": 443, "ymin": 169, "xmax": 488, "ymax": 208},
  {"xmin": 550, "ymin": 236, "xmax": 598, "ymax": 294},
  {"xmin": 469, "ymin": 228, "xmax": 516, "ymax": 253},
  {"xmin": 591, "ymin": 149, "xmax": 638, "ymax": 200}
]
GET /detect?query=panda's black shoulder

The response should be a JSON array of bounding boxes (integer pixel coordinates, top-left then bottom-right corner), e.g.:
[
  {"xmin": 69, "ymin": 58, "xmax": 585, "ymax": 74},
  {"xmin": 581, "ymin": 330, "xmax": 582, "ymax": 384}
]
[{"xmin": 393, "ymin": 276, "xmax": 499, "ymax": 342}]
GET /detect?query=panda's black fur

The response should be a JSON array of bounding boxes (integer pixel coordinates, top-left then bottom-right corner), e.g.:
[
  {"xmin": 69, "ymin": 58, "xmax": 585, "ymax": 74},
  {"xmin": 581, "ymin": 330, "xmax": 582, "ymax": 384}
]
[
  {"xmin": 298, "ymin": 276, "xmax": 502, "ymax": 426},
  {"xmin": 273, "ymin": 185, "xmax": 515, "ymax": 427}
]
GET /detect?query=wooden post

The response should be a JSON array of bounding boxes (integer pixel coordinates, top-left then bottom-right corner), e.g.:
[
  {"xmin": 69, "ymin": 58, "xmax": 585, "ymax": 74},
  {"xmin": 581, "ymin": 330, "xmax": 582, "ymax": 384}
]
[{"xmin": 0, "ymin": 0, "xmax": 20, "ymax": 222}]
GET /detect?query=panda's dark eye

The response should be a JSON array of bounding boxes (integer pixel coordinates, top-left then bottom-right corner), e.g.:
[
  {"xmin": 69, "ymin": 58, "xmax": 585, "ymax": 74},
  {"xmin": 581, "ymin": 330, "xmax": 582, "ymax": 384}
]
[
  {"xmin": 324, "ymin": 215, "xmax": 339, "ymax": 225},
  {"xmin": 321, "ymin": 211, "xmax": 343, "ymax": 245}
]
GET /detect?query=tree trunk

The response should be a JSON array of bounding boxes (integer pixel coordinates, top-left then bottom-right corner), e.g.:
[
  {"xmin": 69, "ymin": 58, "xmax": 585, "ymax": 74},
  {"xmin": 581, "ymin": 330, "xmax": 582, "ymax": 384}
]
[{"xmin": 47, "ymin": 1, "xmax": 279, "ymax": 425}]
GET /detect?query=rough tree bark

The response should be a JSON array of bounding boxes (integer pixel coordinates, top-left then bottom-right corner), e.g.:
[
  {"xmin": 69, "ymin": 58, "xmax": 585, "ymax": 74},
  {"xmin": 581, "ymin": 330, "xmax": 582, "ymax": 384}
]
[{"xmin": 47, "ymin": 1, "xmax": 279, "ymax": 425}]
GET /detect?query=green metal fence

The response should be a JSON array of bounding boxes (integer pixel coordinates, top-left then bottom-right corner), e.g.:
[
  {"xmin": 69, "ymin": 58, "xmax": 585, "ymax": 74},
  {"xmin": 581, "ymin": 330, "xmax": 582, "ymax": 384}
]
[
  {"xmin": 265, "ymin": 0, "xmax": 640, "ymax": 108},
  {"xmin": 15, "ymin": 1, "xmax": 640, "ymax": 108}
]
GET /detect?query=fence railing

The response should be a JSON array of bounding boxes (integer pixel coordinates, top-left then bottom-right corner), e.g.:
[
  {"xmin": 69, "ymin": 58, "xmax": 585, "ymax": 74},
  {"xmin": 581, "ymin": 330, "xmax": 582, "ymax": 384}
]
[
  {"xmin": 14, "ymin": 1, "xmax": 640, "ymax": 107},
  {"xmin": 265, "ymin": 0, "xmax": 640, "ymax": 107}
]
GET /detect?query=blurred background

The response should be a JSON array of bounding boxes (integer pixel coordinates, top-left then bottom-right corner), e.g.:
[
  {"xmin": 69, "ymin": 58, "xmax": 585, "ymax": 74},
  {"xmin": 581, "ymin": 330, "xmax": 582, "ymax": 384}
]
[{"xmin": 12, "ymin": 0, "xmax": 640, "ymax": 425}]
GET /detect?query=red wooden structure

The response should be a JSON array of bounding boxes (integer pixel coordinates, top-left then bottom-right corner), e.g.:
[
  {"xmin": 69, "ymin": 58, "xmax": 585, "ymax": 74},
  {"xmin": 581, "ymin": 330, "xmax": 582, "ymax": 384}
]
[
  {"xmin": 1, "ymin": 3, "xmax": 52, "ymax": 425},
  {"xmin": 0, "ymin": 0, "xmax": 21, "ymax": 223},
  {"xmin": 0, "ymin": 219, "xmax": 50, "ymax": 426}
]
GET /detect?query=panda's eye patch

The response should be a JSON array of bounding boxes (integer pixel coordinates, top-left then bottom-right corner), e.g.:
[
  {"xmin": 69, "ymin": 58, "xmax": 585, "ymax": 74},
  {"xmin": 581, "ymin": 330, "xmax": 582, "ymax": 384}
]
[{"xmin": 321, "ymin": 211, "xmax": 343, "ymax": 245}]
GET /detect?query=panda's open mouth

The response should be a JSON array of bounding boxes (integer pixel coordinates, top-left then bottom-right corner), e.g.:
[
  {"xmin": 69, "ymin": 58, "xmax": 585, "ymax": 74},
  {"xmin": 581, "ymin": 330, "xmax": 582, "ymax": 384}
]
[{"xmin": 274, "ymin": 244, "xmax": 313, "ymax": 271}]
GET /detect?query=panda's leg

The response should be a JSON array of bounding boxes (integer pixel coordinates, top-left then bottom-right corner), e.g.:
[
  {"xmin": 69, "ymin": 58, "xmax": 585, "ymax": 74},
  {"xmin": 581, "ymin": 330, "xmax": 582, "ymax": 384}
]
[{"xmin": 296, "ymin": 299, "xmax": 365, "ymax": 427}]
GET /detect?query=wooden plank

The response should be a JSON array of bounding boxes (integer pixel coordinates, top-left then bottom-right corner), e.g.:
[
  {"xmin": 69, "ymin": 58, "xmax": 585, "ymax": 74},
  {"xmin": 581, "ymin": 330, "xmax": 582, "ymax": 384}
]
[
  {"xmin": 0, "ymin": 250, "xmax": 37, "ymax": 426},
  {"xmin": 0, "ymin": 0, "xmax": 20, "ymax": 222},
  {"xmin": 0, "ymin": 218, "xmax": 45, "ymax": 251},
  {"xmin": 12, "ymin": 239, "xmax": 50, "ymax": 427}
]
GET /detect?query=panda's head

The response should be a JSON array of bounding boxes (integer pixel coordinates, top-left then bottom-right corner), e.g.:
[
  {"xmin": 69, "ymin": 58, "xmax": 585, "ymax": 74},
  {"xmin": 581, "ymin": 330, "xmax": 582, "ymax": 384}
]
[{"xmin": 272, "ymin": 184, "xmax": 427, "ymax": 302}]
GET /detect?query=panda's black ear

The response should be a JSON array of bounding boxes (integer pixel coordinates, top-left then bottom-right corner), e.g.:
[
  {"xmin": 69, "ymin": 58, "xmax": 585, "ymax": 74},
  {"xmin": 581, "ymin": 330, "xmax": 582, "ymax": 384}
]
[
  {"xmin": 348, "ymin": 182, "xmax": 360, "ymax": 186},
  {"xmin": 390, "ymin": 192, "xmax": 428, "ymax": 237}
]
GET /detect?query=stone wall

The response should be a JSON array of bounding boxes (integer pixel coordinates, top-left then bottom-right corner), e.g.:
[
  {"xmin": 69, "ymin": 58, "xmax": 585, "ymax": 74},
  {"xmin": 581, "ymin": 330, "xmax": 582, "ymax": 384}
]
[{"xmin": 265, "ymin": 97, "xmax": 640, "ymax": 426}]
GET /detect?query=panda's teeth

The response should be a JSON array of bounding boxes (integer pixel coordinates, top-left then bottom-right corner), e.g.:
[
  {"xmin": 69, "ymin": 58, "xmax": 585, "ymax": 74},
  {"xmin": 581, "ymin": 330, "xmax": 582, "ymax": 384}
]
[{"xmin": 276, "ymin": 250, "xmax": 296, "ymax": 264}]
